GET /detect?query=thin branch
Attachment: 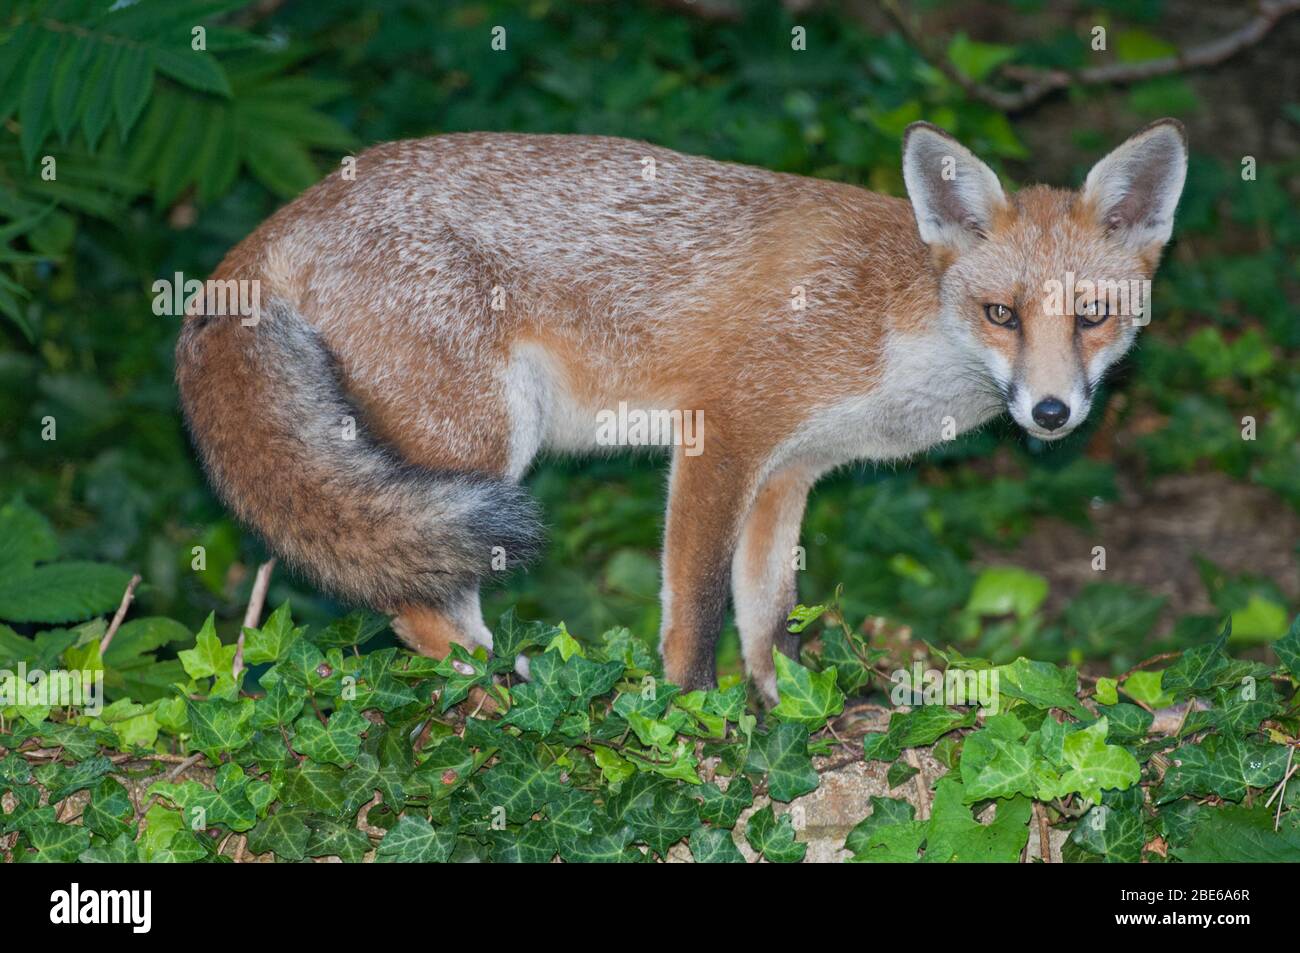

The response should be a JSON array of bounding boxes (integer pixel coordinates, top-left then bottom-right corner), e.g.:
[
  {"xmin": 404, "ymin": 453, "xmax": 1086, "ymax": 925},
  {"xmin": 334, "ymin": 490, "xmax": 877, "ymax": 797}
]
[
  {"xmin": 1034, "ymin": 801, "xmax": 1052, "ymax": 863},
  {"xmin": 99, "ymin": 573, "xmax": 142, "ymax": 656},
  {"xmin": 879, "ymin": 0, "xmax": 1300, "ymax": 113},
  {"xmin": 233, "ymin": 558, "xmax": 276, "ymax": 679}
]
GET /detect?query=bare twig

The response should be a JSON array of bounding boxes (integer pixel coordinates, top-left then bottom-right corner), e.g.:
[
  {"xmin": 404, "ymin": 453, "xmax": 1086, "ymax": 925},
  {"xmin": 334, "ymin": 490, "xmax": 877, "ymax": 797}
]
[
  {"xmin": 1034, "ymin": 801, "xmax": 1052, "ymax": 863},
  {"xmin": 167, "ymin": 752, "xmax": 205, "ymax": 782},
  {"xmin": 1265, "ymin": 744, "xmax": 1297, "ymax": 831},
  {"xmin": 905, "ymin": 747, "xmax": 931, "ymax": 820},
  {"xmin": 99, "ymin": 574, "xmax": 142, "ymax": 656},
  {"xmin": 879, "ymin": 0, "xmax": 1300, "ymax": 113},
  {"xmin": 233, "ymin": 558, "xmax": 276, "ymax": 679}
]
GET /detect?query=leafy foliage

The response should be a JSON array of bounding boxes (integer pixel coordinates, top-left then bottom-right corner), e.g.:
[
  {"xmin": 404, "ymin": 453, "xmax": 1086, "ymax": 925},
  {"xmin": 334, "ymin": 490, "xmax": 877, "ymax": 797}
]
[{"xmin": 0, "ymin": 497, "xmax": 1296, "ymax": 864}]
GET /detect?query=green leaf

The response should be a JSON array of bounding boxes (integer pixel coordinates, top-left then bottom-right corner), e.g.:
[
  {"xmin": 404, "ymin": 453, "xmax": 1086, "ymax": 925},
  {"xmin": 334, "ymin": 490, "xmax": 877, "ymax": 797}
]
[
  {"xmin": 689, "ymin": 826, "xmax": 745, "ymax": 863},
  {"xmin": 1094, "ymin": 677, "xmax": 1118, "ymax": 706},
  {"xmin": 744, "ymin": 804, "xmax": 805, "ymax": 863},
  {"xmin": 995, "ymin": 657, "xmax": 1088, "ymax": 718},
  {"xmin": 965, "ymin": 566, "xmax": 1047, "ymax": 618},
  {"xmin": 154, "ymin": 48, "xmax": 231, "ymax": 96},
  {"xmin": 24, "ymin": 821, "xmax": 92, "ymax": 862},
  {"xmin": 0, "ymin": 498, "xmax": 58, "ymax": 577},
  {"xmin": 185, "ymin": 697, "xmax": 255, "ymax": 757},
  {"xmin": 862, "ymin": 706, "xmax": 976, "ymax": 762},
  {"xmin": 247, "ymin": 808, "xmax": 310, "ymax": 861},
  {"xmin": 1070, "ymin": 792, "xmax": 1145, "ymax": 863},
  {"xmin": 745, "ymin": 723, "xmax": 819, "ymax": 802},
  {"xmin": 481, "ymin": 746, "xmax": 567, "ymax": 822},
  {"xmin": 376, "ymin": 815, "xmax": 455, "ymax": 863},
  {"xmin": 305, "ymin": 816, "xmax": 372, "ymax": 862},
  {"xmin": 178, "ymin": 614, "xmax": 236, "ymax": 680},
  {"xmin": 1162, "ymin": 625, "xmax": 1229, "ymax": 697},
  {"xmin": 112, "ymin": 46, "xmax": 154, "ymax": 138},
  {"xmin": 0, "ymin": 562, "xmax": 133, "ymax": 623},
  {"xmin": 845, "ymin": 796, "xmax": 916, "ymax": 858},
  {"xmin": 1121, "ymin": 669, "xmax": 1173, "ymax": 708},
  {"xmin": 1056, "ymin": 718, "xmax": 1142, "ymax": 805},
  {"xmin": 292, "ymin": 708, "xmax": 368, "ymax": 767},
  {"xmin": 1172, "ymin": 806, "xmax": 1300, "ymax": 862},
  {"xmin": 924, "ymin": 778, "xmax": 1031, "ymax": 863},
  {"xmin": 242, "ymin": 601, "xmax": 302, "ymax": 663},
  {"xmin": 946, "ymin": 33, "xmax": 1017, "ymax": 82},
  {"xmin": 698, "ymin": 776, "xmax": 753, "ymax": 828},
  {"xmin": 770, "ymin": 651, "xmax": 845, "ymax": 730},
  {"xmin": 1275, "ymin": 613, "xmax": 1300, "ymax": 676}
]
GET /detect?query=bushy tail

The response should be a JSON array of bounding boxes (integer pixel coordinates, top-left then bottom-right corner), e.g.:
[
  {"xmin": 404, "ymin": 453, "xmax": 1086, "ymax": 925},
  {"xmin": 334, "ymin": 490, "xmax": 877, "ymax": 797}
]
[{"xmin": 174, "ymin": 300, "xmax": 542, "ymax": 610}]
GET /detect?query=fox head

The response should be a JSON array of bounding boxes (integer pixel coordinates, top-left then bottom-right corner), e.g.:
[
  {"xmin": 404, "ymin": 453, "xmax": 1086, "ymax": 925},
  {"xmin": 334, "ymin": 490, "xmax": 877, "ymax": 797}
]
[{"xmin": 902, "ymin": 119, "xmax": 1187, "ymax": 441}]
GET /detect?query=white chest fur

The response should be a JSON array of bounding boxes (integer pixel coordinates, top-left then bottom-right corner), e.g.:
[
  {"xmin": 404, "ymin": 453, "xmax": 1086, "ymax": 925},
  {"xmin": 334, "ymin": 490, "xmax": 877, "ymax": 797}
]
[{"xmin": 766, "ymin": 327, "xmax": 1004, "ymax": 477}]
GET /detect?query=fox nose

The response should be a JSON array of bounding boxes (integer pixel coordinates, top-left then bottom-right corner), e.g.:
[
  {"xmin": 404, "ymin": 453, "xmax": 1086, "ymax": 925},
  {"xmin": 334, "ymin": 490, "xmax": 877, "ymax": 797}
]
[{"xmin": 1031, "ymin": 397, "xmax": 1071, "ymax": 431}]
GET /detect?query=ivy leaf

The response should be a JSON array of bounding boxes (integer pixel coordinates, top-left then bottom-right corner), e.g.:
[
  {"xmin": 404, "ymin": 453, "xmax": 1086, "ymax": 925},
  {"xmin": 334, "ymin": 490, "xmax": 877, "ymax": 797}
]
[
  {"xmin": 1121, "ymin": 670, "xmax": 1173, "ymax": 708},
  {"xmin": 994, "ymin": 657, "xmax": 1088, "ymax": 719},
  {"xmin": 924, "ymin": 778, "xmax": 1031, "ymax": 863},
  {"xmin": 493, "ymin": 608, "xmax": 557, "ymax": 661},
  {"xmin": 309, "ymin": 609, "xmax": 387, "ymax": 650},
  {"xmin": 292, "ymin": 708, "xmax": 368, "ymax": 767},
  {"xmin": 559, "ymin": 654, "xmax": 625, "ymax": 704},
  {"xmin": 1172, "ymin": 806, "xmax": 1300, "ymax": 862},
  {"xmin": 1056, "ymin": 718, "xmax": 1141, "ymax": 805},
  {"xmin": 177, "ymin": 613, "xmax": 236, "ymax": 680},
  {"xmin": 80, "ymin": 832, "xmax": 140, "ymax": 863},
  {"xmin": 862, "ymin": 707, "xmax": 976, "ymax": 762},
  {"xmin": 1070, "ymin": 791, "xmax": 1145, "ymax": 863},
  {"xmin": 243, "ymin": 601, "xmax": 303, "ymax": 664},
  {"xmin": 745, "ymin": 723, "xmax": 819, "ymax": 802},
  {"xmin": 185, "ymin": 697, "xmax": 255, "ymax": 758},
  {"xmin": 82, "ymin": 778, "xmax": 134, "ymax": 839},
  {"xmin": 698, "ymin": 776, "xmax": 753, "ymax": 828},
  {"xmin": 24, "ymin": 821, "xmax": 92, "ymax": 862},
  {"xmin": 433, "ymin": 644, "xmax": 491, "ymax": 710},
  {"xmin": 689, "ymin": 826, "xmax": 746, "ymax": 863},
  {"xmin": 247, "ymin": 808, "xmax": 311, "ymax": 861},
  {"xmin": 376, "ymin": 815, "xmax": 456, "ymax": 863},
  {"xmin": 1270, "ymin": 613, "xmax": 1300, "ymax": 676},
  {"xmin": 1162, "ymin": 624, "xmax": 1230, "ymax": 697},
  {"xmin": 481, "ymin": 746, "xmax": 567, "ymax": 822},
  {"xmin": 624, "ymin": 783, "xmax": 699, "ymax": 855},
  {"xmin": 770, "ymin": 651, "xmax": 844, "ymax": 730},
  {"xmin": 744, "ymin": 804, "xmax": 805, "ymax": 863},
  {"xmin": 281, "ymin": 761, "xmax": 348, "ymax": 815},
  {"xmin": 502, "ymin": 680, "xmax": 569, "ymax": 736},
  {"xmin": 845, "ymin": 796, "xmax": 916, "ymax": 858},
  {"xmin": 306, "ymin": 816, "xmax": 372, "ymax": 863}
]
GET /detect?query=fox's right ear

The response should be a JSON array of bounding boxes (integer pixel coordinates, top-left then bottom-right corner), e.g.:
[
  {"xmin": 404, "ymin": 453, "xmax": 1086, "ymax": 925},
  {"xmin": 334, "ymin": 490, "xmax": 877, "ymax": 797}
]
[{"xmin": 902, "ymin": 122, "xmax": 1008, "ymax": 251}]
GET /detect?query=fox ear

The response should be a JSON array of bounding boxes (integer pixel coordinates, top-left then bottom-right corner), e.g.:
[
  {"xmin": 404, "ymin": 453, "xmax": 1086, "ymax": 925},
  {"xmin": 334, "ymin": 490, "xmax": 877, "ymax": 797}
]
[
  {"xmin": 1082, "ymin": 119, "xmax": 1187, "ymax": 250},
  {"xmin": 902, "ymin": 122, "xmax": 1007, "ymax": 250}
]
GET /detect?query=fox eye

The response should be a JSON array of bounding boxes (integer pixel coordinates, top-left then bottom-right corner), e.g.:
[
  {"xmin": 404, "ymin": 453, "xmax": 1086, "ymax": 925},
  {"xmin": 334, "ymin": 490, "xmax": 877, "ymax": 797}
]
[
  {"xmin": 1077, "ymin": 300, "xmax": 1110, "ymax": 328},
  {"xmin": 984, "ymin": 303, "xmax": 1018, "ymax": 328}
]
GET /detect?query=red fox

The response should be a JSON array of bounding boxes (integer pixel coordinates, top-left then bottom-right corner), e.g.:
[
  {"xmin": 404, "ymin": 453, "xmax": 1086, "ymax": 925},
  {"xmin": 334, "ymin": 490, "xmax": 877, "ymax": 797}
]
[{"xmin": 175, "ymin": 120, "xmax": 1187, "ymax": 701}]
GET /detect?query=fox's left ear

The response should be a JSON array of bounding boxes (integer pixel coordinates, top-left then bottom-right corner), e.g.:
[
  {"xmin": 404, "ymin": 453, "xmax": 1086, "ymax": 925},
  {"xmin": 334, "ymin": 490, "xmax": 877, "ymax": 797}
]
[{"xmin": 1081, "ymin": 119, "xmax": 1187, "ymax": 250}]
